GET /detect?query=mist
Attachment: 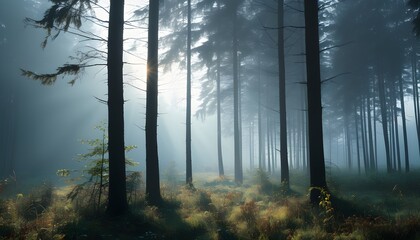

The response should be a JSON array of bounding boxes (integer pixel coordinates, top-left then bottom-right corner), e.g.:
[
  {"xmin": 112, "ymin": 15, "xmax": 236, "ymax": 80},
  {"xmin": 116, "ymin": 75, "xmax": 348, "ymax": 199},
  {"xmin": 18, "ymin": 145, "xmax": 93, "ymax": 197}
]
[{"xmin": 1, "ymin": 0, "xmax": 420, "ymax": 239}]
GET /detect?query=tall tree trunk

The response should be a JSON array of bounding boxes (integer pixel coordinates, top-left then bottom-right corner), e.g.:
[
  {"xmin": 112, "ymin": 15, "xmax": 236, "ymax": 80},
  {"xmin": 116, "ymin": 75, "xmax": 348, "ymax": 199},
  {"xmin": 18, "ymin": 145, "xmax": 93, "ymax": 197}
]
[
  {"xmin": 372, "ymin": 84, "xmax": 378, "ymax": 170},
  {"xmin": 278, "ymin": 0, "xmax": 289, "ymax": 187},
  {"xmin": 249, "ymin": 121, "xmax": 254, "ymax": 170},
  {"xmin": 354, "ymin": 109, "xmax": 361, "ymax": 175},
  {"xmin": 344, "ymin": 114, "xmax": 352, "ymax": 169},
  {"xmin": 391, "ymin": 80, "xmax": 401, "ymax": 172},
  {"xmin": 186, "ymin": 0, "xmax": 193, "ymax": 186},
  {"xmin": 270, "ymin": 121, "xmax": 276, "ymax": 173},
  {"xmin": 360, "ymin": 99, "xmax": 368, "ymax": 173},
  {"xmin": 304, "ymin": 0, "xmax": 328, "ymax": 204},
  {"xmin": 411, "ymin": 50, "xmax": 420, "ymax": 159},
  {"xmin": 377, "ymin": 73, "xmax": 392, "ymax": 173},
  {"xmin": 233, "ymin": 7, "xmax": 242, "ymax": 184},
  {"xmin": 107, "ymin": 0, "xmax": 127, "ymax": 216},
  {"xmin": 398, "ymin": 75, "xmax": 410, "ymax": 172},
  {"xmin": 301, "ymin": 89, "xmax": 307, "ymax": 171},
  {"xmin": 258, "ymin": 60, "xmax": 265, "ymax": 170},
  {"xmin": 216, "ymin": 51, "xmax": 225, "ymax": 177},
  {"xmin": 267, "ymin": 114, "xmax": 272, "ymax": 174},
  {"xmin": 146, "ymin": 0, "xmax": 162, "ymax": 205},
  {"xmin": 367, "ymin": 85, "xmax": 375, "ymax": 172},
  {"xmin": 390, "ymin": 104, "xmax": 396, "ymax": 169}
]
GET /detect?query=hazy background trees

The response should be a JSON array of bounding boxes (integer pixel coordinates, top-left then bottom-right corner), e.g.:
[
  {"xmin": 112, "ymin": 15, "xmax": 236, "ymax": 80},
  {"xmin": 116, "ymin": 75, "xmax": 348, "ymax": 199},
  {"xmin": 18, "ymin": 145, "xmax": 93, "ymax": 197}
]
[{"xmin": 3, "ymin": 0, "xmax": 420, "ymax": 208}]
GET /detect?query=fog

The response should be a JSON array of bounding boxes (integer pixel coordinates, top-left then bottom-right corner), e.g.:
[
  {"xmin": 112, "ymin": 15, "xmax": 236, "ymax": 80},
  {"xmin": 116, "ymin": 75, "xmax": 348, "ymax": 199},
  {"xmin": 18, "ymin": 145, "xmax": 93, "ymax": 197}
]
[
  {"xmin": 1, "ymin": 0, "xmax": 419, "ymax": 187},
  {"xmin": 0, "ymin": 0, "xmax": 235, "ymax": 185}
]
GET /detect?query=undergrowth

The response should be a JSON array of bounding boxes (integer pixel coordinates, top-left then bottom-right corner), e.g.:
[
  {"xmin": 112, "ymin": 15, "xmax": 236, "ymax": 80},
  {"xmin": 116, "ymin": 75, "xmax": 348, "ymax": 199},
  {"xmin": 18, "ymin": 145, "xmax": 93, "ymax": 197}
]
[{"xmin": 1, "ymin": 170, "xmax": 420, "ymax": 239}]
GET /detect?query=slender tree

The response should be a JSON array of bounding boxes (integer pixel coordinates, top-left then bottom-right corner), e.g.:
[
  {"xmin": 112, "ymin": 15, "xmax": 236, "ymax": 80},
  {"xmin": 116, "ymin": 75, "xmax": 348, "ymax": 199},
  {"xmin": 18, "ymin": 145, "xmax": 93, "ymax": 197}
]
[
  {"xmin": 232, "ymin": 1, "xmax": 243, "ymax": 184},
  {"xmin": 186, "ymin": 0, "xmax": 193, "ymax": 187},
  {"xmin": 145, "ymin": 0, "xmax": 162, "ymax": 205},
  {"xmin": 216, "ymin": 49, "xmax": 225, "ymax": 177},
  {"xmin": 278, "ymin": 0, "xmax": 289, "ymax": 188}
]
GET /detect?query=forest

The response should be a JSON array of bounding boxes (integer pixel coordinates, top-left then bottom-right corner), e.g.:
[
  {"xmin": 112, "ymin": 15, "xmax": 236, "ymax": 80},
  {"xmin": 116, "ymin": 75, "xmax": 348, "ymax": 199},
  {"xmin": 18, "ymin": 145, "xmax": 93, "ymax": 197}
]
[{"xmin": 1, "ymin": 0, "xmax": 420, "ymax": 239}]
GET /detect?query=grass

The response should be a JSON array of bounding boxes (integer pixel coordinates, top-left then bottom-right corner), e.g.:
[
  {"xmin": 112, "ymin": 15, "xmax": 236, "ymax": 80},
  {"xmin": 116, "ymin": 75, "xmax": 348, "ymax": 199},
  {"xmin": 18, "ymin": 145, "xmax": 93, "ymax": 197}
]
[{"xmin": 1, "ymin": 170, "xmax": 420, "ymax": 239}]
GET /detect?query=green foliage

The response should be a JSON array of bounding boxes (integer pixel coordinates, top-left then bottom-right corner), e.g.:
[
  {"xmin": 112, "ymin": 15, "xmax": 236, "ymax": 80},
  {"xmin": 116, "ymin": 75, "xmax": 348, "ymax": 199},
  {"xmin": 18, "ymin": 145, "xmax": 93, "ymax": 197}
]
[
  {"xmin": 2, "ymin": 172, "xmax": 420, "ymax": 239},
  {"xmin": 21, "ymin": 64, "xmax": 81, "ymax": 86},
  {"xmin": 58, "ymin": 122, "xmax": 139, "ymax": 213},
  {"xmin": 310, "ymin": 187, "xmax": 334, "ymax": 230},
  {"xmin": 24, "ymin": 0, "xmax": 97, "ymax": 48}
]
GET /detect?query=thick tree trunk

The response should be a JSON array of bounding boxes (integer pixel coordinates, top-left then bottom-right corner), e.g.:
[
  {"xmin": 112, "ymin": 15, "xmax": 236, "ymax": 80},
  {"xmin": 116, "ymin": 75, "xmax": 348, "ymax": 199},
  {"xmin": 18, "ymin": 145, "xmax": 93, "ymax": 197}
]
[
  {"xmin": 304, "ymin": 0, "xmax": 328, "ymax": 204},
  {"xmin": 107, "ymin": 0, "xmax": 127, "ymax": 216},
  {"xmin": 186, "ymin": 0, "xmax": 193, "ymax": 186},
  {"xmin": 278, "ymin": 0, "xmax": 289, "ymax": 187},
  {"xmin": 146, "ymin": 0, "xmax": 162, "ymax": 205}
]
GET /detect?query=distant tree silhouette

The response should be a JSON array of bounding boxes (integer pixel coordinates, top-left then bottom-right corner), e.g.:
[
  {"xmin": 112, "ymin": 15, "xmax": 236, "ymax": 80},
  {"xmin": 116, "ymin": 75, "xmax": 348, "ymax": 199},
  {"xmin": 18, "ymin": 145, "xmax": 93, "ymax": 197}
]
[{"xmin": 409, "ymin": 0, "xmax": 420, "ymax": 36}]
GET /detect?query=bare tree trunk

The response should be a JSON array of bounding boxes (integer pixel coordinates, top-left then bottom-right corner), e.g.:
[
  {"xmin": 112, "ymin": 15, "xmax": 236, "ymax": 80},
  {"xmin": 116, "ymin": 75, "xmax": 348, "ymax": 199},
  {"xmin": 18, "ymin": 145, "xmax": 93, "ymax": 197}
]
[
  {"xmin": 377, "ymin": 72, "xmax": 392, "ymax": 173},
  {"xmin": 304, "ymin": 0, "xmax": 328, "ymax": 204},
  {"xmin": 258, "ymin": 60, "xmax": 265, "ymax": 170},
  {"xmin": 367, "ymin": 85, "xmax": 375, "ymax": 172},
  {"xmin": 146, "ymin": 0, "xmax": 162, "ymax": 205},
  {"xmin": 186, "ymin": 0, "xmax": 193, "ymax": 186},
  {"xmin": 360, "ymin": 99, "xmax": 368, "ymax": 173},
  {"xmin": 391, "ymin": 80, "xmax": 401, "ymax": 172},
  {"xmin": 107, "ymin": 0, "xmax": 127, "ymax": 216},
  {"xmin": 233, "ymin": 6, "xmax": 242, "ymax": 184},
  {"xmin": 411, "ymin": 49, "xmax": 420, "ymax": 159},
  {"xmin": 354, "ymin": 109, "xmax": 361, "ymax": 175},
  {"xmin": 216, "ymin": 51, "xmax": 224, "ymax": 177},
  {"xmin": 398, "ymin": 74, "xmax": 410, "ymax": 172},
  {"xmin": 278, "ymin": 0, "xmax": 289, "ymax": 187}
]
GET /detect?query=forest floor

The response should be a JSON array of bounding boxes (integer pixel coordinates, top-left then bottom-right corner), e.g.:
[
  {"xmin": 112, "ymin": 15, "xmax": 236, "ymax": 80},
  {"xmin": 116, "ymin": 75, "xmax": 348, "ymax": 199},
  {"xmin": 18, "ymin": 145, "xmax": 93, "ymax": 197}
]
[{"xmin": 1, "ymin": 169, "xmax": 420, "ymax": 239}]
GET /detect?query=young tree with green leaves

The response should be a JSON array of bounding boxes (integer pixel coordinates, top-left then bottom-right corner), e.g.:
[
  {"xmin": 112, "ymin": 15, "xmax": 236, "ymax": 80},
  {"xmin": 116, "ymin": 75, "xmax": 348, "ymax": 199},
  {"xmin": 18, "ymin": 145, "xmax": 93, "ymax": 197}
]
[{"xmin": 21, "ymin": 0, "xmax": 128, "ymax": 216}]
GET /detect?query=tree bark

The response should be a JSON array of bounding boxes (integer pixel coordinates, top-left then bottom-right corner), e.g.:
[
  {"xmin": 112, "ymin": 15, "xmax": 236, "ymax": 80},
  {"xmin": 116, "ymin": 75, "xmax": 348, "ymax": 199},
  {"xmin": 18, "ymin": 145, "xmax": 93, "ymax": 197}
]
[
  {"xmin": 304, "ymin": 0, "xmax": 328, "ymax": 204},
  {"xmin": 278, "ymin": 0, "xmax": 289, "ymax": 187},
  {"xmin": 146, "ymin": 0, "xmax": 162, "ymax": 205},
  {"xmin": 107, "ymin": 0, "xmax": 128, "ymax": 216}
]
